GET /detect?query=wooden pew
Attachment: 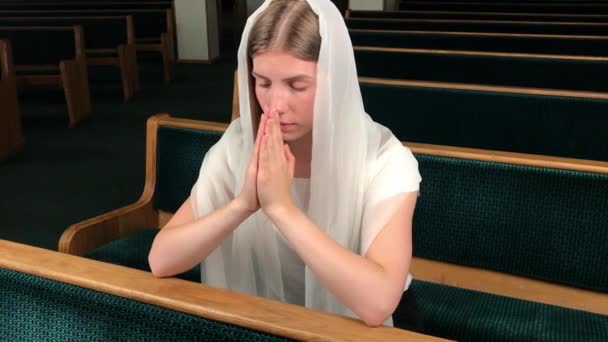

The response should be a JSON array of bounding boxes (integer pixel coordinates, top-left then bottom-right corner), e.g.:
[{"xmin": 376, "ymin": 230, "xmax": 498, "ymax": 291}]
[
  {"xmin": 345, "ymin": 18, "xmax": 608, "ymax": 35},
  {"xmin": 0, "ymin": 16, "xmax": 138, "ymax": 101},
  {"xmin": 0, "ymin": 240, "xmax": 445, "ymax": 341},
  {"xmin": 0, "ymin": 1, "xmax": 171, "ymax": 10},
  {"xmin": 0, "ymin": 39, "xmax": 24, "ymax": 160},
  {"xmin": 0, "ymin": 9, "xmax": 175, "ymax": 82},
  {"xmin": 347, "ymin": 9, "xmax": 608, "ymax": 22},
  {"xmin": 353, "ymin": 46, "xmax": 608, "ymax": 93},
  {"xmin": 398, "ymin": 1, "xmax": 608, "ymax": 14},
  {"xmin": 57, "ymin": 114, "xmax": 608, "ymax": 341},
  {"xmin": 0, "ymin": 26, "xmax": 90, "ymax": 127},
  {"xmin": 349, "ymin": 29, "xmax": 608, "ymax": 56}
]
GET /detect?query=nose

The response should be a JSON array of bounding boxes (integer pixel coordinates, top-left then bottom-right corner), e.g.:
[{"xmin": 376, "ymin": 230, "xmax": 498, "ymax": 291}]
[{"xmin": 267, "ymin": 87, "xmax": 288, "ymax": 116}]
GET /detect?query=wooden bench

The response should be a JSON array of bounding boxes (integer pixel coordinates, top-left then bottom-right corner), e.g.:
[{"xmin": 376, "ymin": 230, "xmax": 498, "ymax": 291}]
[
  {"xmin": 359, "ymin": 77, "xmax": 608, "ymax": 161},
  {"xmin": 0, "ymin": 9, "xmax": 175, "ymax": 82},
  {"xmin": 349, "ymin": 29, "xmax": 608, "ymax": 57},
  {"xmin": 398, "ymin": 1, "xmax": 608, "ymax": 14},
  {"xmin": 354, "ymin": 46, "xmax": 608, "ymax": 93},
  {"xmin": 0, "ymin": 16, "xmax": 138, "ymax": 101},
  {"xmin": 346, "ymin": 18, "xmax": 608, "ymax": 35},
  {"xmin": 58, "ymin": 114, "xmax": 608, "ymax": 341},
  {"xmin": 0, "ymin": 240, "xmax": 444, "ymax": 341},
  {"xmin": 0, "ymin": 39, "xmax": 24, "ymax": 160},
  {"xmin": 0, "ymin": 26, "xmax": 91, "ymax": 127},
  {"xmin": 347, "ymin": 9, "xmax": 608, "ymax": 22},
  {"xmin": 0, "ymin": 1, "xmax": 172, "ymax": 11}
]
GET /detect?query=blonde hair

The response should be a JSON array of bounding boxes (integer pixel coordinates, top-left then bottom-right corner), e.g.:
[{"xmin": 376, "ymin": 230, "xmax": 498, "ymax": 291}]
[{"xmin": 246, "ymin": 0, "xmax": 321, "ymax": 129}]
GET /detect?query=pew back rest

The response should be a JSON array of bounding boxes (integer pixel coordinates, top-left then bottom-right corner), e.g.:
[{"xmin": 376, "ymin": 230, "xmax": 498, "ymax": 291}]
[
  {"xmin": 349, "ymin": 30, "xmax": 608, "ymax": 57},
  {"xmin": 0, "ymin": 26, "xmax": 78, "ymax": 66},
  {"xmin": 412, "ymin": 151, "xmax": 608, "ymax": 293},
  {"xmin": 354, "ymin": 47, "xmax": 608, "ymax": 92},
  {"xmin": 0, "ymin": 266, "xmax": 289, "ymax": 341},
  {"xmin": 0, "ymin": 16, "xmax": 129, "ymax": 49},
  {"xmin": 0, "ymin": 1, "xmax": 171, "ymax": 11},
  {"xmin": 0, "ymin": 9, "xmax": 170, "ymax": 38},
  {"xmin": 359, "ymin": 79, "xmax": 608, "ymax": 161},
  {"xmin": 345, "ymin": 18, "xmax": 608, "ymax": 35},
  {"xmin": 154, "ymin": 125, "xmax": 224, "ymax": 213}
]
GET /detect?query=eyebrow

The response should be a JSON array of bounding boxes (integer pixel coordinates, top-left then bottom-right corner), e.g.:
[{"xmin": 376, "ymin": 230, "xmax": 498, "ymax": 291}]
[{"xmin": 251, "ymin": 71, "xmax": 312, "ymax": 82}]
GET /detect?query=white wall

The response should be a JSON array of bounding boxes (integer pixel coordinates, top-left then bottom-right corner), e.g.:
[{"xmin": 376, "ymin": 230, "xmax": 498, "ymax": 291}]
[
  {"xmin": 174, "ymin": 0, "xmax": 220, "ymax": 62},
  {"xmin": 349, "ymin": 0, "xmax": 384, "ymax": 11}
]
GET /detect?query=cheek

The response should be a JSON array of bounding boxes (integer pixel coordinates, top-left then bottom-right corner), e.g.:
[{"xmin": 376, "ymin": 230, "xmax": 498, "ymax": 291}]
[{"xmin": 254, "ymin": 87, "xmax": 268, "ymax": 107}]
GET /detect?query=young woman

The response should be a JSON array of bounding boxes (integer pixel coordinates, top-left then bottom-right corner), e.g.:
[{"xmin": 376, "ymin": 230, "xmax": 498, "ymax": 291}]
[{"xmin": 149, "ymin": 0, "xmax": 422, "ymax": 329}]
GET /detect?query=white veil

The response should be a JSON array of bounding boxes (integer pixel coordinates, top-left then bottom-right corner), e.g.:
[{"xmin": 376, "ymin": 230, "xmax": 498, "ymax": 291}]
[{"xmin": 193, "ymin": 0, "xmax": 421, "ymax": 327}]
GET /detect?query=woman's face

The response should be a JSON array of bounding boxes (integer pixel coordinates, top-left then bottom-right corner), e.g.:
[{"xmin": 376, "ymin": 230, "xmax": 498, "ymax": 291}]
[{"xmin": 252, "ymin": 50, "xmax": 317, "ymax": 143}]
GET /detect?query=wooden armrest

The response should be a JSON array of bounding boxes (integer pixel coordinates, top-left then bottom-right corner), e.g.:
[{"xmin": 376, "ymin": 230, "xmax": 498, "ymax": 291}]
[
  {"xmin": 1, "ymin": 240, "xmax": 450, "ymax": 341},
  {"xmin": 58, "ymin": 197, "xmax": 157, "ymax": 256}
]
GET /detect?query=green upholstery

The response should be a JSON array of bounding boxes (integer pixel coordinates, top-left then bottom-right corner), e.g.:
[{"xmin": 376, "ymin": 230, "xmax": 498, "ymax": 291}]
[
  {"xmin": 410, "ymin": 280, "xmax": 608, "ymax": 342},
  {"xmin": 412, "ymin": 154, "xmax": 608, "ymax": 292},
  {"xmin": 355, "ymin": 49, "xmax": 608, "ymax": 92},
  {"xmin": 360, "ymin": 82, "xmax": 608, "ymax": 161},
  {"xmin": 346, "ymin": 18, "xmax": 608, "ymax": 35},
  {"xmin": 0, "ymin": 28, "xmax": 76, "ymax": 65},
  {"xmin": 86, "ymin": 228, "xmax": 201, "ymax": 283},
  {"xmin": 398, "ymin": 3, "xmax": 608, "ymax": 14},
  {"xmin": 0, "ymin": 267, "xmax": 291, "ymax": 341},
  {"xmin": 350, "ymin": 30, "xmax": 608, "ymax": 56},
  {"xmin": 155, "ymin": 126, "xmax": 223, "ymax": 212}
]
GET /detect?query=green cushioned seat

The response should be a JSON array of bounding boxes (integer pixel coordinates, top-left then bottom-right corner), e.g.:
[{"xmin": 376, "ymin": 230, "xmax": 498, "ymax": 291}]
[
  {"xmin": 410, "ymin": 280, "xmax": 608, "ymax": 342},
  {"xmin": 0, "ymin": 268, "xmax": 291, "ymax": 341},
  {"xmin": 85, "ymin": 228, "xmax": 201, "ymax": 283}
]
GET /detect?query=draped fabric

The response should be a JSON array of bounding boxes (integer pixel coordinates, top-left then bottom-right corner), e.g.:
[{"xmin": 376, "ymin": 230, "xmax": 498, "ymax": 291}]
[{"xmin": 191, "ymin": 0, "xmax": 421, "ymax": 326}]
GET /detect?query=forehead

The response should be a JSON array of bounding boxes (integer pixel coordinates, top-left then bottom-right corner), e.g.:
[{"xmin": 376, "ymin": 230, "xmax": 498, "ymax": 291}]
[{"xmin": 252, "ymin": 50, "xmax": 317, "ymax": 78}]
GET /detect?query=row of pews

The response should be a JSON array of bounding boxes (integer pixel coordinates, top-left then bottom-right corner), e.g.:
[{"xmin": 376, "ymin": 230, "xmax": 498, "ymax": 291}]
[
  {"xmin": 341, "ymin": 0, "xmax": 608, "ymax": 341},
  {"xmin": 344, "ymin": 1, "xmax": 608, "ymax": 162},
  {"xmin": 0, "ymin": 0, "xmax": 175, "ymax": 161}
]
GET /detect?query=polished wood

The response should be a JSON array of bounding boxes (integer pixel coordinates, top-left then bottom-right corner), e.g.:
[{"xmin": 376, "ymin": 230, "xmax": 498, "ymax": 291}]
[
  {"xmin": 348, "ymin": 17, "xmax": 608, "ymax": 27},
  {"xmin": 0, "ymin": 39, "xmax": 24, "ymax": 161},
  {"xmin": 410, "ymin": 257, "xmax": 608, "ymax": 316},
  {"xmin": 3, "ymin": 240, "xmax": 447, "ymax": 341}
]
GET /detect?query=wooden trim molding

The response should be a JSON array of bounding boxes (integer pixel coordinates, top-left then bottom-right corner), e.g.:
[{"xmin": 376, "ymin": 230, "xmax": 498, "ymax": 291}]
[
  {"xmin": 405, "ymin": 142, "xmax": 608, "ymax": 174},
  {"xmin": 348, "ymin": 28, "xmax": 608, "ymax": 40}
]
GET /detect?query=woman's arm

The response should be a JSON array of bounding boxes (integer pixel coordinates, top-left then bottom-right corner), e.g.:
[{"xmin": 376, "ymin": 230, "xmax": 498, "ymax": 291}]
[
  {"xmin": 267, "ymin": 192, "xmax": 417, "ymax": 327},
  {"xmin": 148, "ymin": 196, "xmax": 254, "ymax": 278}
]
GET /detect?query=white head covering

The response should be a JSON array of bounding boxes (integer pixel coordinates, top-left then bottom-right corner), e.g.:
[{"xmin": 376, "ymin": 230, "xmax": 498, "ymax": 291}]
[{"xmin": 192, "ymin": 0, "xmax": 421, "ymax": 326}]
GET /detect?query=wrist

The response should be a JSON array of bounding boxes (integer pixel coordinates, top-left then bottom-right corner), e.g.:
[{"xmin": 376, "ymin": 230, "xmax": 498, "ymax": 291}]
[
  {"xmin": 265, "ymin": 201, "xmax": 299, "ymax": 222},
  {"xmin": 231, "ymin": 197, "xmax": 257, "ymax": 217}
]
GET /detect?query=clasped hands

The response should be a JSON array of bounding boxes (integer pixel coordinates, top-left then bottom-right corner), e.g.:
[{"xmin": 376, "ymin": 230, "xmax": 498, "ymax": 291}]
[{"xmin": 236, "ymin": 106, "xmax": 297, "ymax": 218}]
